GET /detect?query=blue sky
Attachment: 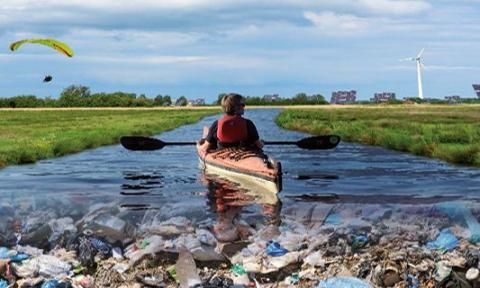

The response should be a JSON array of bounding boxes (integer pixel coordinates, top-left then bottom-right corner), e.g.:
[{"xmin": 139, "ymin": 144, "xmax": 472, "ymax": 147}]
[{"xmin": 1, "ymin": 0, "xmax": 479, "ymax": 102}]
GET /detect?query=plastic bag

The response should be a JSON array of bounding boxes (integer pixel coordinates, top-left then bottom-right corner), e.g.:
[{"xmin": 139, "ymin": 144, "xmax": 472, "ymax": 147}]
[
  {"xmin": 266, "ymin": 240, "xmax": 288, "ymax": 257},
  {"xmin": 426, "ymin": 229, "xmax": 459, "ymax": 252},
  {"xmin": 317, "ymin": 276, "xmax": 372, "ymax": 288}
]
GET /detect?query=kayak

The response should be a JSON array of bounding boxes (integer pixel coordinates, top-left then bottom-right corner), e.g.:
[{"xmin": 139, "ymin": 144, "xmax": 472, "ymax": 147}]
[{"xmin": 197, "ymin": 127, "xmax": 282, "ymax": 194}]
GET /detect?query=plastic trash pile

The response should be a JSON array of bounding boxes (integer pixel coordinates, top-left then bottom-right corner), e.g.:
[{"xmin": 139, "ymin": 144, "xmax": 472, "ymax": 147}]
[{"xmin": 1, "ymin": 199, "xmax": 480, "ymax": 287}]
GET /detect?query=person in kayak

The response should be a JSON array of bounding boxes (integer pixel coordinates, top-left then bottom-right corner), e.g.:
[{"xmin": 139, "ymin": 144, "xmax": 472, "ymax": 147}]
[{"xmin": 199, "ymin": 93, "xmax": 263, "ymax": 152}]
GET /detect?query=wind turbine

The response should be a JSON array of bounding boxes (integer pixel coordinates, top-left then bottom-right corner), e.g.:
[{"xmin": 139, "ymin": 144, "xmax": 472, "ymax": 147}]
[{"xmin": 401, "ymin": 48, "xmax": 426, "ymax": 99}]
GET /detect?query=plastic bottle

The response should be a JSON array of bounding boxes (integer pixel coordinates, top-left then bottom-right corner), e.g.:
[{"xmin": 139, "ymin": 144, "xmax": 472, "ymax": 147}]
[{"xmin": 176, "ymin": 247, "xmax": 201, "ymax": 288}]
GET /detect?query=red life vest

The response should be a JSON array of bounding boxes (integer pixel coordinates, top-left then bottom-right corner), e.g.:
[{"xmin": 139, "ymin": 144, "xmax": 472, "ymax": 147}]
[{"xmin": 217, "ymin": 115, "xmax": 248, "ymax": 143}]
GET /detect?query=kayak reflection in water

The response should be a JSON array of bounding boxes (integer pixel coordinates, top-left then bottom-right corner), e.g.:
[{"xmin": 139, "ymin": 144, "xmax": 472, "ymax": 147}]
[
  {"xmin": 199, "ymin": 93, "xmax": 264, "ymax": 153},
  {"xmin": 202, "ymin": 174, "xmax": 282, "ymax": 242}
]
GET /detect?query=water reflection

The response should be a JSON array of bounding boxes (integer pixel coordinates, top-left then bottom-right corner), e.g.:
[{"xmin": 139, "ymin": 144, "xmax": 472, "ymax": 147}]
[
  {"xmin": 202, "ymin": 173, "xmax": 282, "ymax": 241},
  {"xmin": 287, "ymin": 193, "xmax": 464, "ymax": 204},
  {"xmin": 120, "ymin": 171, "xmax": 164, "ymax": 196}
]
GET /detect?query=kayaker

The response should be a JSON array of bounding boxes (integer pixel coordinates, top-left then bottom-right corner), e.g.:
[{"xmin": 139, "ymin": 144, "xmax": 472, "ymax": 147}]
[{"xmin": 199, "ymin": 93, "xmax": 263, "ymax": 152}]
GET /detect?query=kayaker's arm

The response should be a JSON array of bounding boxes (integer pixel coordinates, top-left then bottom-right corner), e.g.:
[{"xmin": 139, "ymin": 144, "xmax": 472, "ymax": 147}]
[
  {"xmin": 203, "ymin": 121, "xmax": 219, "ymax": 151},
  {"xmin": 245, "ymin": 119, "xmax": 263, "ymax": 149}
]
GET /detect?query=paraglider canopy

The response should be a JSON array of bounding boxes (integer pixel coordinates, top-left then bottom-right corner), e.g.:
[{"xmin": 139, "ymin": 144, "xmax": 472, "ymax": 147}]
[{"xmin": 10, "ymin": 38, "xmax": 74, "ymax": 57}]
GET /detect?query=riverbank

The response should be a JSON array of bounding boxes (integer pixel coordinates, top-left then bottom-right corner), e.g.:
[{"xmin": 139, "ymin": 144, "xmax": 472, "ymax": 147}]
[
  {"xmin": 275, "ymin": 105, "xmax": 480, "ymax": 166},
  {"xmin": 0, "ymin": 109, "xmax": 218, "ymax": 168}
]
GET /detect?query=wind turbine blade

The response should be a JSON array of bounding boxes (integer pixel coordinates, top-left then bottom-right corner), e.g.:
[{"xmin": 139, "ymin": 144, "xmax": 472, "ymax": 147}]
[
  {"xmin": 417, "ymin": 48, "xmax": 425, "ymax": 58},
  {"xmin": 399, "ymin": 57, "xmax": 415, "ymax": 61},
  {"xmin": 420, "ymin": 62, "xmax": 428, "ymax": 70}
]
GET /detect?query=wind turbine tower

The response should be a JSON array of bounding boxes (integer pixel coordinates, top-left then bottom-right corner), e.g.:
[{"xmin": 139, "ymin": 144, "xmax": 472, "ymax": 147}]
[{"xmin": 402, "ymin": 48, "xmax": 425, "ymax": 99}]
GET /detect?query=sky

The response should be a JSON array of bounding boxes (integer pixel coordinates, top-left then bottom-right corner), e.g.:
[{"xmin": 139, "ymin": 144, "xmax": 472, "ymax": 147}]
[{"xmin": 1, "ymin": 0, "xmax": 479, "ymax": 102}]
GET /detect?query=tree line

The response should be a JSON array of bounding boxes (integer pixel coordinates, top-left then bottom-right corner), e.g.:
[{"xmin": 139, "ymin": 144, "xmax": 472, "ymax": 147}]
[
  {"xmin": 0, "ymin": 85, "xmax": 181, "ymax": 108},
  {"xmin": 3, "ymin": 85, "xmax": 478, "ymax": 108},
  {"xmin": 215, "ymin": 93, "xmax": 328, "ymax": 106},
  {"xmin": 0, "ymin": 85, "xmax": 329, "ymax": 108}
]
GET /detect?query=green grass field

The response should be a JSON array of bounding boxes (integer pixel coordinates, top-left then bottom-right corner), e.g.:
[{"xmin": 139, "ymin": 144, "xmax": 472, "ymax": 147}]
[
  {"xmin": 0, "ymin": 108, "xmax": 219, "ymax": 168},
  {"xmin": 276, "ymin": 105, "xmax": 480, "ymax": 166}
]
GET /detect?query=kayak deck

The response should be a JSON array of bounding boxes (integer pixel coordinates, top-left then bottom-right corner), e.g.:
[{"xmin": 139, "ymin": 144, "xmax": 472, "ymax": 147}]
[{"xmin": 197, "ymin": 128, "xmax": 282, "ymax": 194}]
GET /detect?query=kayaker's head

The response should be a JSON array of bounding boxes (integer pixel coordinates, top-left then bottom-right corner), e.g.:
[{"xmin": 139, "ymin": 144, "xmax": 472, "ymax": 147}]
[{"xmin": 221, "ymin": 93, "xmax": 245, "ymax": 116}]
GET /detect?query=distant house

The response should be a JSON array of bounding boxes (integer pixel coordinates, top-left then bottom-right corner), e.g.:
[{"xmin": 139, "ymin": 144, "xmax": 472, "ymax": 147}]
[
  {"xmin": 371, "ymin": 92, "xmax": 396, "ymax": 103},
  {"xmin": 473, "ymin": 84, "xmax": 480, "ymax": 98},
  {"xmin": 330, "ymin": 90, "xmax": 356, "ymax": 104},
  {"xmin": 187, "ymin": 98, "xmax": 206, "ymax": 106},
  {"xmin": 262, "ymin": 94, "xmax": 280, "ymax": 102},
  {"xmin": 445, "ymin": 95, "xmax": 461, "ymax": 102}
]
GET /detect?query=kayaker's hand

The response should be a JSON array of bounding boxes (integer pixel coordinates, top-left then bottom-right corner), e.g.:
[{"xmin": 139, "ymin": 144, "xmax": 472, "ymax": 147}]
[{"xmin": 199, "ymin": 140, "xmax": 211, "ymax": 154}]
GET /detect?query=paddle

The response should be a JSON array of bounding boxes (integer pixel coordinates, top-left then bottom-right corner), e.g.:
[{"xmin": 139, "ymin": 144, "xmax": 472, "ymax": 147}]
[{"xmin": 120, "ymin": 135, "xmax": 341, "ymax": 151}]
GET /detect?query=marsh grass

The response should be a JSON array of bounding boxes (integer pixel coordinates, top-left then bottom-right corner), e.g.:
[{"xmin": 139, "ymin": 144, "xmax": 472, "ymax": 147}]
[
  {"xmin": 276, "ymin": 105, "xmax": 480, "ymax": 166},
  {"xmin": 0, "ymin": 109, "xmax": 218, "ymax": 168}
]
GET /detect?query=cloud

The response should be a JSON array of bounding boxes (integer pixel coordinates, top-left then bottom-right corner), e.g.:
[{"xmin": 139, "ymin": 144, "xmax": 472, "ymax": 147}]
[
  {"xmin": 388, "ymin": 64, "xmax": 480, "ymax": 71},
  {"xmin": 358, "ymin": 0, "xmax": 431, "ymax": 15},
  {"xmin": 0, "ymin": 0, "xmax": 214, "ymax": 11},
  {"xmin": 82, "ymin": 55, "xmax": 207, "ymax": 65},
  {"xmin": 0, "ymin": 0, "xmax": 431, "ymax": 37},
  {"xmin": 304, "ymin": 11, "xmax": 372, "ymax": 34},
  {"xmin": 70, "ymin": 29, "xmax": 206, "ymax": 50},
  {"xmin": 427, "ymin": 65, "xmax": 480, "ymax": 71}
]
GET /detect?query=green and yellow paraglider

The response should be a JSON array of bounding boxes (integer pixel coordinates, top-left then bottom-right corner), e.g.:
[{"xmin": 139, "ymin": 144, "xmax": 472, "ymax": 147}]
[{"xmin": 10, "ymin": 38, "xmax": 74, "ymax": 57}]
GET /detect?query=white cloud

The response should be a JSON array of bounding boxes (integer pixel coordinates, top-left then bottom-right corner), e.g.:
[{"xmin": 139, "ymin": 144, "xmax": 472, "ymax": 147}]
[
  {"xmin": 358, "ymin": 0, "xmax": 431, "ymax": 15},
  {"xmin": 0, "ymin": 0, "xmax": 213, "ymax": 10},
  {"xmin": 70, "ymin": 29, "xmax": 205, "ymax": 49},
  {"xmin": 88, "ymin": 68, "xmax": 183, "ymax": 84},
  {"xmin": 82, "ymin": 55, "xmax": 206, "ymax": 65},
  {"xmin": 426, "ymin": 65, "xmax": 480, "ymax": 71},
  {"xmin": 388, "ymin": 64, "xmax": 480, "ymax": 71},
  {"xmin": 0, "ymin": 0, "xmax": 432, "ymax": 14},
  {"xmin": 85, "ymin": 55, "xmax": 268, "ymax": 84},
  {"xmin": 304, "ymin": 11, "xmax": 371, "ymax": 34}
]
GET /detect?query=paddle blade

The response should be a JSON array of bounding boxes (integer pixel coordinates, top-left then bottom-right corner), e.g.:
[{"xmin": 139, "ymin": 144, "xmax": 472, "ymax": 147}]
[
  {"xmin": 120, "ymin": 136, "xmax": 165, "ymax": 151},
  {"xmin": 297, "ymin": 135, "xmax": 341, "ymax": 150}
]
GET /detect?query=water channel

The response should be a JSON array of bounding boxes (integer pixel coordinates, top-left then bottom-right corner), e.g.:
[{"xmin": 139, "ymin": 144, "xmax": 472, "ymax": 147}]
[{"xmin": 1, "ymin": 109, "xmax": 479, "ymax": 244}]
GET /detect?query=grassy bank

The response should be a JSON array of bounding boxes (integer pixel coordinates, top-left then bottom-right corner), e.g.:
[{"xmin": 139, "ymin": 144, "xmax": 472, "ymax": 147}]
[
  {"xmin": 276, "ymin": 105, "xmax": 480, "ymax": 166},
  {"xmin": 0, "ymin": 108, "xmax": 219, "ymax": 168}
]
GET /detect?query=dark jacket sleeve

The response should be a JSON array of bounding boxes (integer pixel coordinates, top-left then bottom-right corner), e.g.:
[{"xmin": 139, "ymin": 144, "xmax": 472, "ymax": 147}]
[
  {"xmin": 205, "ymin": 120, "xmax": 218, "ymax": 144},
  {"xmin": 245, "ymin": 119, "xmax": 260, "ymax": 144}
]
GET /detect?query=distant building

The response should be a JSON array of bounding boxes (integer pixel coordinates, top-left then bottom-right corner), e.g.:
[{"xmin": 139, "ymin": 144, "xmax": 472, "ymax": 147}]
[
  {"xmin": 371, "ymin": 92, "xmax": 396, "ymax": 103},
  {"xmin": 263, "ymin": 94, "xmax": 280, "ymax": 102},
  {"xmin": 330, "ymin": 90, "xmax": 356, "ymax": 104},
  {"xmin": 473, "ymin": 84, "xmax": 480, "ymax": 98},
  {"xmin": 187, "ymin": 98, "xmax": 205, "ymax": 106},
  {"xmin": 445, "ymin": 95, "xmax": 461, "ymax": 102}
]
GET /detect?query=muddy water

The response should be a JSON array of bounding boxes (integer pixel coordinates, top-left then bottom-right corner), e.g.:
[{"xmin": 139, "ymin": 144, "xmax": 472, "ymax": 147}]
[{"xmin": 1, "ymin": 109, "xmax": 479, "ymax": 237}]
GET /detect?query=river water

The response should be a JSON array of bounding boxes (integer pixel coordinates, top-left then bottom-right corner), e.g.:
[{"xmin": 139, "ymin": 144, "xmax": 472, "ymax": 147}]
[{"xmin": 1, "ymin": 109, "xmax": 479, "ymax": 239}]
